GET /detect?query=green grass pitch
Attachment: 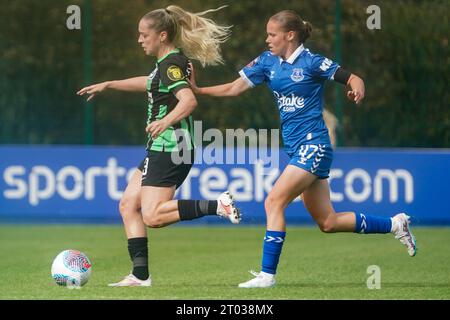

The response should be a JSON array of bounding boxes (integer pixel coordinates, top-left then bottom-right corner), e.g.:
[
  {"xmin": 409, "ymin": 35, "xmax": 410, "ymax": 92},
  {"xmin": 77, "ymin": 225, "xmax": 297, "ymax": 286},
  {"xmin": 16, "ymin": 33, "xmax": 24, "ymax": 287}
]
[{"xmin": 0, "ymin": 224, "xmax": 449, "ymax": 300}]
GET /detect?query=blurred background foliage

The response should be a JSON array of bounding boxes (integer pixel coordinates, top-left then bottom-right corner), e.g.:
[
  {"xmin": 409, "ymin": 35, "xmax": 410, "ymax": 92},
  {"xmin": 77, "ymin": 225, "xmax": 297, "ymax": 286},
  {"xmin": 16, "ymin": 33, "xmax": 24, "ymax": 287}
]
[{"xmin": 0, "ymin": 0, "xmax": 448, "ymax": 147}]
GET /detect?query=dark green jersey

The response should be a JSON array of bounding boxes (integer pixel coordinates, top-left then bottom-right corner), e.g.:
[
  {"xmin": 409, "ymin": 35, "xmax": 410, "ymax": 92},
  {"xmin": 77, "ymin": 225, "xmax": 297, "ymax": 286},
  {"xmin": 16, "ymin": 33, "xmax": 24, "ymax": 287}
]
[{"xmin": 146, "ymin": 49, "xmax": 195, "ymax": 152}]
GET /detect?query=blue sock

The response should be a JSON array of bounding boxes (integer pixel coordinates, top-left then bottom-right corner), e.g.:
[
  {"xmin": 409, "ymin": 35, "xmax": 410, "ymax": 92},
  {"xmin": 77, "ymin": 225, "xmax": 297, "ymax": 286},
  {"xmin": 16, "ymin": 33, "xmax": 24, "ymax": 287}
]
[
  {"xmin": 354, "ymin": 213, "xmax": 392, "ymax": 234},
  {"xmin": 261, "ymin": 230, "xmax": 286, "ymax": 275}
]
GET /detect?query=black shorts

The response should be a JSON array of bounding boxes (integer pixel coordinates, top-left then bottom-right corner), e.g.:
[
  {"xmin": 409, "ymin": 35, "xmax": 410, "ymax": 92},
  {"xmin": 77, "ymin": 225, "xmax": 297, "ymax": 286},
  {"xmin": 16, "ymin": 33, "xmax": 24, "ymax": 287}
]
[{"xmin": 138, "ymin": 150, "xmax": 194, "ymax": 188}]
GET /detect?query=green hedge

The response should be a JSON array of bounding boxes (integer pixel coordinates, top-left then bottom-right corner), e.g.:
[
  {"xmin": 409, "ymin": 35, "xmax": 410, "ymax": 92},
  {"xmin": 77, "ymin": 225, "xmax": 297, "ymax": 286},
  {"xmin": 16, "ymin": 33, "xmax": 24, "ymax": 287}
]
[{"xmin": 1, "ymin": 0, "xmax": 448, "ymax": 147}]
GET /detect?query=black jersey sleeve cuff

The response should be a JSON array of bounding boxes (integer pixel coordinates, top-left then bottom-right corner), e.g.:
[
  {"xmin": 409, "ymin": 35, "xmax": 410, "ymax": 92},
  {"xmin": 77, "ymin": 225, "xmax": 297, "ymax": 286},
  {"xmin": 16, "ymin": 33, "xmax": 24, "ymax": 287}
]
[{"xmin": 333, "ymin": 67, "xmax": 352, "ymax": 85}]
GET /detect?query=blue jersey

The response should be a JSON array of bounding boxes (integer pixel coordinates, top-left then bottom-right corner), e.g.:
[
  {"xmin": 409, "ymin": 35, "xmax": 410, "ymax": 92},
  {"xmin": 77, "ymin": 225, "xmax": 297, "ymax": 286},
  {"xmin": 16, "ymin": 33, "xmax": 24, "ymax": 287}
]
[{"xmin": 239, "ymin": 45, "xmax": 339, "ymax": 157}]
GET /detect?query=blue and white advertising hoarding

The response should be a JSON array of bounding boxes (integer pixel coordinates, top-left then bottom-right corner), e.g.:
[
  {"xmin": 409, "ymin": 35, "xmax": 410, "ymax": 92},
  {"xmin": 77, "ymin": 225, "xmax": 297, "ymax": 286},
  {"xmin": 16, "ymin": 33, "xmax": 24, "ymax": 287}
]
[{"xmin": 0, "ymin": 145, "xmax": 449, "ymax": 225}]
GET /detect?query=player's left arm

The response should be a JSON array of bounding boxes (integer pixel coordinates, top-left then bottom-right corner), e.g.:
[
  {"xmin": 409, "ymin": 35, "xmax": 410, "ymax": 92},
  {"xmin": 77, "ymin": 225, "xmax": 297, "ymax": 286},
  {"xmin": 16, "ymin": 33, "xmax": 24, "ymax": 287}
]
[
  {"xmin": 333, "ymin": 67, "xmax": 366, "ymax": 104},
  {"xmin": 145, "ymin": 88, "xmax": 197, "ymax": 139},
  {"xmin": 333, "ymin": 68, "xmax": 365, "ymax": 105},
  {"xmin": 312, "ymin": 55, "xmax": 365, "ymax": 105},
  {"xmin": 346, "ymin": 73, "xmax": 365, "ymax": 104}
]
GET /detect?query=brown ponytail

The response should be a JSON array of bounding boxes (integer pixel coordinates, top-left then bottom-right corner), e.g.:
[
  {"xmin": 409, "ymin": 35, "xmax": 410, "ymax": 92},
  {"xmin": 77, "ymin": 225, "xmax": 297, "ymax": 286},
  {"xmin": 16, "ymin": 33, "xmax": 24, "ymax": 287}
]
[
  {"xmin": 270, "ymin": 10, "xmax": 312, "ymax": 44},
  {"xmin": 300, "ymin": 20, "xmax": 312, "ymax": 43}
]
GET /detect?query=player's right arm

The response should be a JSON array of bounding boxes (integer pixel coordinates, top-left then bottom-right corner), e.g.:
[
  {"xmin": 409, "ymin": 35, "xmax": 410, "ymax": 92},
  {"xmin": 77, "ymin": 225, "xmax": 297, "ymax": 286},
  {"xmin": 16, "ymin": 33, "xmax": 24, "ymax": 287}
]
[
  {"xmin": 77, "ymin": 76, "xmax": 147, "ymax": 101},
  {"xmin": 188, "ymin": 63, "xmax": 251, "ymax": 97},
  {"xmin": 194, "ymin": 78, "xmax": 251, "ymax": 97}
]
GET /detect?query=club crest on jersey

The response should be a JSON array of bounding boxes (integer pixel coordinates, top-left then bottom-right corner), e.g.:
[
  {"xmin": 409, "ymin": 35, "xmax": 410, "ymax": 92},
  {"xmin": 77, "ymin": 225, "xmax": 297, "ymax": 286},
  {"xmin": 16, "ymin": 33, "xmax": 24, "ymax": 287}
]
[
  {"xmin": 167, "ymin": 65, "xmax": 184, "ymax": 81},
  {"xmin": 290, "ymin": 68, "xmax": 304, "ymax": 82}
]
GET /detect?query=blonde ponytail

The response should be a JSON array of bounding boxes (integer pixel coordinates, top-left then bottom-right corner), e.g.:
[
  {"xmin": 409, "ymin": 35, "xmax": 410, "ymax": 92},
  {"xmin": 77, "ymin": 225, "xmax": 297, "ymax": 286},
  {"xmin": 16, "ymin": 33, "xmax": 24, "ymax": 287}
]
[{"xmin": 142, "ymin": 5, "xmax": 231, "ymax": 67}]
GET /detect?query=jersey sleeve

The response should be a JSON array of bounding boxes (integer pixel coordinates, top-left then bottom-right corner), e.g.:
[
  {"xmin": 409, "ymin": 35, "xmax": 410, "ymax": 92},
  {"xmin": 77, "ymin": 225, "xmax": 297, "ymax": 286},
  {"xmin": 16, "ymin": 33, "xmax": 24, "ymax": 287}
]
[
  {"xmin": 159, "ymin": 57, "xmax": 190, "ymax": 94},
  {"xmin": 239, "ymin": 52, "xmax": 269, "ymax": 87},
  {"xmin": 309, "ymin": 53, "xmax": 340, "ymax": 81}
]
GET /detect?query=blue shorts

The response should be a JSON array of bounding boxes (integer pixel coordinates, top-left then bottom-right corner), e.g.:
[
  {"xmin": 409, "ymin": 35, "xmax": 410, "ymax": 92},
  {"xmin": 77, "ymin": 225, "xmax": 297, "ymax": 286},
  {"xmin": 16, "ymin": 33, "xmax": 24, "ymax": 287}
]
[{"xmin": 289, "ymin": 143, "xmax": 333, "ymax": 179}]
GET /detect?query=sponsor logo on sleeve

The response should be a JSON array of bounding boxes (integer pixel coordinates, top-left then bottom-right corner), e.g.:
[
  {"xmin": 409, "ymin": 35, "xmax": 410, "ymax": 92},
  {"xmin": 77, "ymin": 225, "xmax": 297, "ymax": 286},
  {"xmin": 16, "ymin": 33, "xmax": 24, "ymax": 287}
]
[
  {"xmin": 246, "ymin": 57, "xmax": 259, "ymax": 68},
  {"xmin": 319, "ymin": 58, "xmax": 333, "ymax": 72}
]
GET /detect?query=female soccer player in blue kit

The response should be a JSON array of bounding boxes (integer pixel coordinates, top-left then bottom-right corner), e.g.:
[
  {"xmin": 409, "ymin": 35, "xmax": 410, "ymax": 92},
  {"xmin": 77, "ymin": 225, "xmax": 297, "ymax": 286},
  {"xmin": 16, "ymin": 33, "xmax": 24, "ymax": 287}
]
[{"xmin": 190, "ymin": 10, "xmax": 417, "ymax": 288}]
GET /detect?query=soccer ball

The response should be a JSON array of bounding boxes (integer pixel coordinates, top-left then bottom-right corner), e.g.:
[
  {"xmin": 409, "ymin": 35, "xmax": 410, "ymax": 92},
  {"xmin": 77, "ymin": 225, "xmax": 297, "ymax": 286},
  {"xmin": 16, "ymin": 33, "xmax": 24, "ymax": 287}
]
[{"xmin": 51, "ymin": 250, "xmax": 92, "ymax": 287}]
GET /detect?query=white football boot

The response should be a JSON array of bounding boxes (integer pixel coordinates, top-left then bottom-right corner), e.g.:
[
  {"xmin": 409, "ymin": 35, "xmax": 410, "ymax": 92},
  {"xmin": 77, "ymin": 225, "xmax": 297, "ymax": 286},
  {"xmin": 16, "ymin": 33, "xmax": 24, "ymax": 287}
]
[
  {"xmin": 238, "ymin": 270, "xmax": 276, "ymax": 288},
  {"xmin": 391, "ymin": 213, "xmax": 417, "ymax": 257},
  {"xmin": 108, "ymin": 273, "xmax": 152, "ymax": 287},
  {"xmin": 217, "ymin": 191, "xmax": 241, "ymax": 224}
]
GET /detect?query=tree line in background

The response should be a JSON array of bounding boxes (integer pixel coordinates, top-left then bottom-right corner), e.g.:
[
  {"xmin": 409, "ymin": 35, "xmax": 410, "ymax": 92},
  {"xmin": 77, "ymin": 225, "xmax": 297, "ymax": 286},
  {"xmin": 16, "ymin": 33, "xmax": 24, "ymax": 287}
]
[{"xmin": 0, "ymin": 0, "xmax": 448, "ymax": 147}]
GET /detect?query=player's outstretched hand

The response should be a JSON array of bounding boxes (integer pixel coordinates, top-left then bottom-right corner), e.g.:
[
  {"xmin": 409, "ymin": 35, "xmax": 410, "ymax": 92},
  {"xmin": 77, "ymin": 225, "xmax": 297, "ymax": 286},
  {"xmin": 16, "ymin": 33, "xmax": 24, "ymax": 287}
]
[
  {"xmin": 77, "ymin": 82, "xmax": 109, "ymax": 101},
  {"xmin": 347, "ymin": 89, "xmax": 364, "ymax": 105}
]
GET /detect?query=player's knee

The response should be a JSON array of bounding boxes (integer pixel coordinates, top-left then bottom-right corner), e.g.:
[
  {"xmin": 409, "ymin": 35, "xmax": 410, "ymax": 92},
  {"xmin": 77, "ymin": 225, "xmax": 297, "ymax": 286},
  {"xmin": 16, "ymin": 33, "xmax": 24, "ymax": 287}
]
[
  {"xmin": 119, "ymin": 196, "xmax": 137, "ymax": 217},
  {"xmin": 142, "ymin": 203, "xmax": 164, "ymax": 228},
  {"xmin": 142, "ymin": 214, "xmax": 164, "ymax": 228},
  {"xmin": 264, "ymin": 195, "xmax": 287, "ymax": 214},
  {"xmin": 318, "ymin": 217, "xmax": 337, "ymax": 233}
]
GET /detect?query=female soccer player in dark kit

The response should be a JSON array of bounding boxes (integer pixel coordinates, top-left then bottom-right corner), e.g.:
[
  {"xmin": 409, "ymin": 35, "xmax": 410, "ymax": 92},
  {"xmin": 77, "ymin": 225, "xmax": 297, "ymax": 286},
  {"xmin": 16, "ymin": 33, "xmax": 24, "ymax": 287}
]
[{"xmin": 77, "ymin": 5, "xmax": 240, "ymax": 286}]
